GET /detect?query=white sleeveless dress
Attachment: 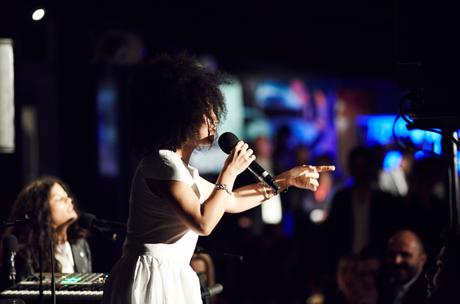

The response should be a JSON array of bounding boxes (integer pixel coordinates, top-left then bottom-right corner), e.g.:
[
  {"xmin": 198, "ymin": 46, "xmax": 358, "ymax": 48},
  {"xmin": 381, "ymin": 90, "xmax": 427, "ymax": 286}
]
[{"xmin": 102, "ymin": 150, "xmax": 203, "ymax": 304}]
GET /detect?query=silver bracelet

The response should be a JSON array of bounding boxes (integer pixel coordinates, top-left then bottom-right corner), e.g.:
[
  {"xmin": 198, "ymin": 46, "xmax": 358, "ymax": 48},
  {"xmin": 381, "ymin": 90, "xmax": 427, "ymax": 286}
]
[{"xmin": 215, "ymin": 183, "xmax": 232, "ymax": 195}]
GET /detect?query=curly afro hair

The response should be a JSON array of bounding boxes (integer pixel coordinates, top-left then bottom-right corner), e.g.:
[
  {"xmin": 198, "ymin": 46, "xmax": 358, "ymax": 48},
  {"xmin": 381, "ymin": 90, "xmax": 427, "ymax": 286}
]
[{"xmin": 129, "ymin": 54, "xmax": 227, "ymax": 155}]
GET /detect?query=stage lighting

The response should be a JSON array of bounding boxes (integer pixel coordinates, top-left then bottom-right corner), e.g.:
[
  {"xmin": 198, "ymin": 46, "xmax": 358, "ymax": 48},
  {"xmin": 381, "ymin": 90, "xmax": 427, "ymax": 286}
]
[
  {"xmin": 32, "ymin": 8, "xmax": 45, "ymax": 21},
  {"xmin": 0, "ymin": 38, "xmax": 15, "ymax": 153}
]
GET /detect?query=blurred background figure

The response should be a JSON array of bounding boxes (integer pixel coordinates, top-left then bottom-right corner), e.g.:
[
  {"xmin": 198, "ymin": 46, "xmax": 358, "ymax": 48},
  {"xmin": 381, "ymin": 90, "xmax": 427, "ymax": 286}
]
[
  {"xmin": 355, "ymin": 248, "xmax": 381, "ymax": 304},
  {"xmin": 253, "ymin": 135, "xmax": 282, "ymax": 227},
  {"xmin": 426, "ymin": 226, "xmax": 460, "ymax": 304},
  {"xmin": 379, "ymin": 230, "xmax": 427, "ymax": 304},
  {"xmin": 326, "ymin": 255, "xmax": 359, "ymax": 304},
  {"xmin": 0, "ymin": 176, "xmax": 91, "ymax": 289},
  {"xmin": 325, "ymin": 146, "xmax": 402, "ymax": 272},
  {"xmin": 379, "ymin": 151, "xmax": 414, "ymax": 197},
  {"xmin": 272, "ymin": 125, "xmax": 296, "ymax": 175},
  {"xmin": 324, "ymin": 249, "xmax": 380, "ymax": 304}
]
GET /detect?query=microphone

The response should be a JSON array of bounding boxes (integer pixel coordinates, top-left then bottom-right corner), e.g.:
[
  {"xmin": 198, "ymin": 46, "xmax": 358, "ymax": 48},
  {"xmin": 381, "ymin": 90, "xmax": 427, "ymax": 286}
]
[
  {"xmin": 2, "ymin": 234, "xmax": 18, "ymax": 283},
  {"xmin": 78, "ymin": 213, "xmax": 126, "ymax": 240},
  {"xmin": 79, "ymin": 212, "xmax": 126, "ymax": 230},
  {"xmin": 201, "ymin": 283, "xmax": 223, "ymax": 298},
  {"xmin": 218, "ymin": 132, "xmax": 280, "ymax": 192}
]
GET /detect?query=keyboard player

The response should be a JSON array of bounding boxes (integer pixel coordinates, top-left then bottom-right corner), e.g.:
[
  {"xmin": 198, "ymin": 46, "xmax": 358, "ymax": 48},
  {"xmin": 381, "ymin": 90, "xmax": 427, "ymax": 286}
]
[{"xmin": 1, "ymin": 176, "xmax": 92, "ymax": 289}]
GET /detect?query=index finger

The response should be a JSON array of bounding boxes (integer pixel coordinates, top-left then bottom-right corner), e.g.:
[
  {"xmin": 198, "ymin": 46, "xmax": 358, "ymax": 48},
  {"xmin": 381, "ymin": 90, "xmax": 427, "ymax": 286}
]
[{"xmin": 313, "ymin": 165, "xmax": 335, "ymax": 172}]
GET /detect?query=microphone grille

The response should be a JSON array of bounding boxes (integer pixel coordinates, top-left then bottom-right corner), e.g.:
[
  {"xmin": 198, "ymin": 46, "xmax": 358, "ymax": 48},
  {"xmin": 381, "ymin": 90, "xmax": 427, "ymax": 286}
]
[
  {"xmin": 209, "ymin": 283, "xmax": 223, "ymax": 296},
  {"xmin": 218, "ymin": 132, "xmax": 239, "ymax": 154}
]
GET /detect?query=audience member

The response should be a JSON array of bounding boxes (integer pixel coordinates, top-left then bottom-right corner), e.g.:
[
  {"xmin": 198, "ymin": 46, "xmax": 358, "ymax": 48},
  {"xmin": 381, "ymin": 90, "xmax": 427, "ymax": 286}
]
[
  {"xmin": 379, "ymin": 151, "xmax": 414, "ymax": 197},
  {"xmin": 379, "ymin": 230, "xmax": 427, "ymax": 304},
  {"xmin": 272, "ymin": 124, "xmax": 296, "ymax": 174},
  {"xmin": 327, "ymin": 255, "xmax": 359, "ymax": 304},
  {"xmin": 356, "ymin": 248, "xmax": 381, "ymax": 304},
  {"xmin": 325, "ymin": 252, "xmax": 380, "ymax": 304},
  {"xmin": 325, "ymin": 146, "xmax": 402, "ymax": 270}
]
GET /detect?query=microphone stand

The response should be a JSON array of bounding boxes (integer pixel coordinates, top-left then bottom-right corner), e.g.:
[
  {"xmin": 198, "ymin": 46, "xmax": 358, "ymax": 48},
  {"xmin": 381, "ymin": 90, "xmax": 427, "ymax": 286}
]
[
  {"xmin": 50, "ymin": 239, "xmax": 56, "ymax": 304},
  {"xmin": 2, "ymin": 234, "xmax": 18, "ymax": 285},
  {"xmin": 442, "ymin": 130, "xmax": 460, "ymax": 227},
  {"xmin": 38, "ymin": 246, "xmax": 44, "ymax": 304},
  {"xmin": 198, "ymin": 273, "xmax": 210, "ymax": 304},
  {"xmin": 7, "ymin": 247, "xmax": 16, "ymax": 285}
]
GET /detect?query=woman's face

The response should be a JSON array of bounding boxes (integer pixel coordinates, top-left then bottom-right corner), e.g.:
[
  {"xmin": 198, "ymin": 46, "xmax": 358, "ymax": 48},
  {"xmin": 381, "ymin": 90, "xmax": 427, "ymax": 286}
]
[
  {"xmin": 195, "ymin": 112, "xmax": 218, "ymax": 147},
  {"xmin": 48, "ymin": 183, "xmax": 78, "ymax": 228}
]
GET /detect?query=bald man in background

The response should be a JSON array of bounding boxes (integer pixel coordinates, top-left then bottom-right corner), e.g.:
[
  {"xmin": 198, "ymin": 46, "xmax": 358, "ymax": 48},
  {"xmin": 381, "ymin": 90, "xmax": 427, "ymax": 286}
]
[{"xmin": 379, "ymin": 230, "xmax": 428, "ymax": 304}]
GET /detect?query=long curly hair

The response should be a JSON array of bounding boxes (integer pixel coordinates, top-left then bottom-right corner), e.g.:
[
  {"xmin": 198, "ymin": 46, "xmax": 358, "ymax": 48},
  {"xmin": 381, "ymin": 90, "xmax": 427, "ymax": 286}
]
[
  {"xmin": 1, "ymin": 176, "xmax": 87, "ymax": 273},
  {"xmin": 129, "ymin": 53, "xmax": 227, "ymax": 154}
]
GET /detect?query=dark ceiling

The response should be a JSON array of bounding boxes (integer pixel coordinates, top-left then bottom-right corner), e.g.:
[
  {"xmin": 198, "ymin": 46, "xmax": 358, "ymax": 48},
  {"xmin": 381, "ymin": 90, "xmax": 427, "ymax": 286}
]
[
  {"xmin": 1, "ymin": 0, "xmax": 458, "ymax": 76},
  {"xmin": 1, "ymin": 0, "xmax": 403, "ymax": 75},
  {"xmin": 83, "ymin": 0, "xmax": 398, "ymax": 75}
]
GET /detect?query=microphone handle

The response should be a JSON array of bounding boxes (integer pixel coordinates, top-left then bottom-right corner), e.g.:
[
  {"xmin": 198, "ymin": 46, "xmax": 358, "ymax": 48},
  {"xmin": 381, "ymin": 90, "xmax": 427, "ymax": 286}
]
[
  {"xmin": 248, "ymin": 164, "xmax": 280, "ymax": 193},
  {"xmin": 202, "ymin": 283, "xmax": 224, "ymax": 298}
]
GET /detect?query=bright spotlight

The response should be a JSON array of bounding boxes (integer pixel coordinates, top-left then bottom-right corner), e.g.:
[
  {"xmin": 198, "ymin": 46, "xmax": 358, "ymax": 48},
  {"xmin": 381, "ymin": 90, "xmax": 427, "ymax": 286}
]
[{"xmin": 32, "ymin": 9, "xmax": 45, "ymax": 21}]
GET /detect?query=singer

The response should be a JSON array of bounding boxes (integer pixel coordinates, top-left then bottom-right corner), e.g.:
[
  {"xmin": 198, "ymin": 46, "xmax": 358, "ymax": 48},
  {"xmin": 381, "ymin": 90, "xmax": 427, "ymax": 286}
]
[
  {"xmin": 0, "ymin": 176, "xmax": 92, "ymax": 285},
  {"xmin": 102, "ymin": 54, "xmax": 334, "ymax": 304}
]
